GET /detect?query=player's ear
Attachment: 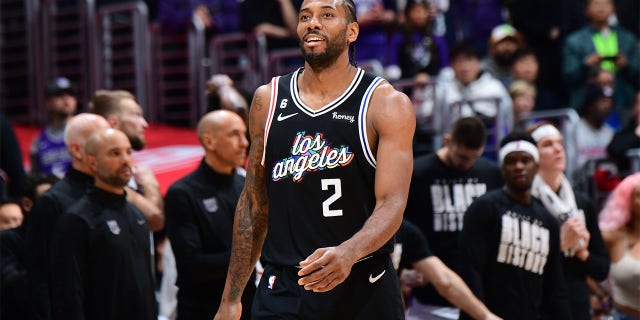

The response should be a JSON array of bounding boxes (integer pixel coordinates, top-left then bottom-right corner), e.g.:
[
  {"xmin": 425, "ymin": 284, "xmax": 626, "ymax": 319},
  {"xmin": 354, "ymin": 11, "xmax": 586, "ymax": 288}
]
[{"xmin": 347, "ymin": 21, "xmax": 358, "ymax": 44}]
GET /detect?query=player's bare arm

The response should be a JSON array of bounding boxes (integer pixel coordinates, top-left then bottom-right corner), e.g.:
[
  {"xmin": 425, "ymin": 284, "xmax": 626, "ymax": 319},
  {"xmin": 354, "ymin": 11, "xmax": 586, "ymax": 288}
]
[
  {"xmin": 414, "ymin": 257, "xmax": 502, "ymax": 320},
  {"xmin": 215, "ymin": 84, "xmax": 271, "ymax": 320},
  {"xmin": 298, "ymin": 82, "xmax": 415, "ymax": 292}
]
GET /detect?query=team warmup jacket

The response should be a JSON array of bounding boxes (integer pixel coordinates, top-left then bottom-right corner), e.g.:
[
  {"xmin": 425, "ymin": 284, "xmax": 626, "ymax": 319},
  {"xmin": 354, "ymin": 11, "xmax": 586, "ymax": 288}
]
[
  {"xmin": 25, "ymin": 167, "xmax": 94, "ymax": 320},
  {"xmin": 164, "ymin": 159, "xmax": 255, "ymax": 319},
  {"xmin": 50, "ymin": 187, "xmax": 157, "ymax": 320}
]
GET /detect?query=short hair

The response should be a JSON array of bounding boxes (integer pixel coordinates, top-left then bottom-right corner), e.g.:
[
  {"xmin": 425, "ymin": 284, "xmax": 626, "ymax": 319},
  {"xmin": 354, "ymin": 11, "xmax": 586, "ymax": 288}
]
[
  {"xmin": 88, "ymin": 90, "xmax": 136, "ymax": 117},
  {"xmin": 499, "ymin": 130, "xmax": 536, "ymax": 148},
  {"xmin": 449, "ymin": 42, "xmax": 479, "ymax": 62},
  {"xmin": 450, "ymin": 117, "xmax": 488, "ymax": 149},
  {"xmin": 21, "ymin": 173, "xmax": 59, "ymax": 203}
]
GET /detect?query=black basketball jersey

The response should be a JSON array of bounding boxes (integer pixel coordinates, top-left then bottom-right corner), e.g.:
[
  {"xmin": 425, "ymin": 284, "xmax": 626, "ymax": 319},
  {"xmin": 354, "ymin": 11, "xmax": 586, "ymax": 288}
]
[{"xmin": 261, "ymin": 67, "xmax": 390, "ymax": 267}]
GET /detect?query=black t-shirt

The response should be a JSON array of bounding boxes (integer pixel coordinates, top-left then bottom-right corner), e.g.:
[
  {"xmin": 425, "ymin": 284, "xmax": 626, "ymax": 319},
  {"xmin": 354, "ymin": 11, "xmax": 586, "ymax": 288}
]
[
  {"xmin": 458, "ymin": 189, "xmax": 571, "ymax": 320},
  {"xmin": 404, "ymin": 152, "xmax": 502, "ymax": 306},
  {"xmin": 394, "ymin": 220, "xmax": 433, "ymax": 272}
]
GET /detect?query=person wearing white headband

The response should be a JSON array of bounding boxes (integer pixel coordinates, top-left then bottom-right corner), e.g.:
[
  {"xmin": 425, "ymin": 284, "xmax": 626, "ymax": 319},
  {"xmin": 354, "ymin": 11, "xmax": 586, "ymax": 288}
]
[
  {"xmin": 458, "ymin": 131, "xmax": 571, "ymax": 320},
  {"xmin": 528, "ymin": 122, "xmax": 609, "ymax": 320}
]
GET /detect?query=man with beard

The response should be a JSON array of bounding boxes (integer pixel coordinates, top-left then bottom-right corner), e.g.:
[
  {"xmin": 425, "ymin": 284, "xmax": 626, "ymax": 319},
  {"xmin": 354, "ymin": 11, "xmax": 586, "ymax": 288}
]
[
  {"xmin": 25, "ymin": 113, "xmax": 111, "ymax": 320},
  {"xmin": 88, "ymin": 90, "xmax": 164, "ymax": 231},
  {"xmin": 481, "ymin": 24, "xmax": 525, "ymax": 89},
  {"xmin": 403, "ymin": 117, "xmax": 503, "ymax": 319},
  {"xmin": 50, "ymin": 128, "xmax": 157, "ymax": 320},
  {"xmin": 214, "ymin": 0, "xmax": 415, "ymax": 319},
  {"xmin": 458, "ymin": 131, "xmax": 571, "ymax": 320},
  {"xmin": 30, "ymin": 77, "xmax": 78, "ymax": 177}
]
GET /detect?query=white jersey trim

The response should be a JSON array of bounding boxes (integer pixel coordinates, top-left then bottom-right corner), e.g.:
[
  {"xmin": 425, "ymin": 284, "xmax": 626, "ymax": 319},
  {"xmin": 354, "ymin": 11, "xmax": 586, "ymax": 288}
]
[
  {"xmin": 359, "ymin": 76, "xmax": 384, "ymax": 169},
  {"xmin": 290, "ymin": 67, "xmax": 365, "ymax": 117},
  {"xmin": 261, "ymin": 77, "xmax": 280, "ymax": 167}
]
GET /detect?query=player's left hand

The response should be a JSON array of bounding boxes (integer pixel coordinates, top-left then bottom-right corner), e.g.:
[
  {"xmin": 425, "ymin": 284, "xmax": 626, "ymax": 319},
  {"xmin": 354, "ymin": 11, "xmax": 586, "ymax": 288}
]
[{"xmin": 297, "ymin": 246, "xmax": 357, "ymax": 292}]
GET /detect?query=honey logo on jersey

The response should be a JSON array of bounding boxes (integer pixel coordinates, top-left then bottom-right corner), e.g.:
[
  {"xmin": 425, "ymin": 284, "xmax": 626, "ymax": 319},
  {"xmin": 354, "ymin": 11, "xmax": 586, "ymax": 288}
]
[{"xmin": 272, "ymin": 131, "xmax": 354, "ymax": 182}]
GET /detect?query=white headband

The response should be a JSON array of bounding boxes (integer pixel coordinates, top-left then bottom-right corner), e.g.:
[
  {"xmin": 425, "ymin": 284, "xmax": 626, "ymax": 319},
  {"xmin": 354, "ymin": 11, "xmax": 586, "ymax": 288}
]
[
  {"xmin": 499, "ymin": 140, "xmax": 539, "ymax": 164},
  {"xmin": 530, "ymin": 124, "xmax": 561, "ymax": 143}
]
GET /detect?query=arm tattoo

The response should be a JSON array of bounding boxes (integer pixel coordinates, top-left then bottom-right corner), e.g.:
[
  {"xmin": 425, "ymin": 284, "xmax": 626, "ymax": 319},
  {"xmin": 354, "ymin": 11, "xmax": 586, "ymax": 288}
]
[
  {"xmin": 252, "ymin": 93, "xmax": 264, "ymax": 112},
  {"xmin": 226, "ymin": 135, "xmax": 269, "ymax": 300}
]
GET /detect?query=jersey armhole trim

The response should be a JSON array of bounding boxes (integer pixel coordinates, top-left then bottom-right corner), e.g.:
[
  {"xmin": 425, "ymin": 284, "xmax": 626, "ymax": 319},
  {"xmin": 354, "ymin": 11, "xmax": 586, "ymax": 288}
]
[
  {"xmin": 359, "ymin": 76, "xmax": 384, "ymax": 169},
  {"xmin": 261, "ymin": 77, "xmax": 280, "ymax": 167}
]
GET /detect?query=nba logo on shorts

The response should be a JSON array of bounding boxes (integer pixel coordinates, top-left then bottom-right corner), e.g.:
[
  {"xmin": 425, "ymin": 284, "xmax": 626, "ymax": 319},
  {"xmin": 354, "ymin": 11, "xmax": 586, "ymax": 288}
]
[{"xmin": 268, "ymin": 275, "xmax": 276, "ymax": 289}]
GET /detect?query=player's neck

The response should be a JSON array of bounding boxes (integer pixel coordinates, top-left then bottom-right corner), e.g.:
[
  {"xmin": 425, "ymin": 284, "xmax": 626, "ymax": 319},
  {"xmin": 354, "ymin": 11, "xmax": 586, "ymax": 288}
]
[
  {"xmin": 301, "ymin": 60, "xmax": 356, "ymax": 86},
  {"xmin": 299, "ymin": 62, "xmax": 358, "ymax": 105}
]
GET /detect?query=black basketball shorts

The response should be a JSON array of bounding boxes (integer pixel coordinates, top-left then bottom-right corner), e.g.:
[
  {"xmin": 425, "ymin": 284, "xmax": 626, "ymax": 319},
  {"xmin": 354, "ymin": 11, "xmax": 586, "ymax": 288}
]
[{"xmin": 251, "ymin": 254, "xmax": 404, "ymax": 320}]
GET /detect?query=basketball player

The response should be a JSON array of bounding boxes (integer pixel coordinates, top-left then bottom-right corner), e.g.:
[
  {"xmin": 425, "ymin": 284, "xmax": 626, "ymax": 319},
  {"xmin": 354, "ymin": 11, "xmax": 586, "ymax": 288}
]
[{"xmin": 214, "ymin": 0, "xmax": 415, "ymax": 319}]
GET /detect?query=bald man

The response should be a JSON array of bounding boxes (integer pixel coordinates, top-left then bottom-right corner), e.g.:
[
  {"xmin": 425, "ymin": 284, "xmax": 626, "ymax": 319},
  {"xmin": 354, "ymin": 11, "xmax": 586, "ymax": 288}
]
[
  {"xmin": 164, "ymin": 110, "xmax": 254, "ymax": 320},
  {"xmin": 25, "ymin": 113, "xmax": 110, "ymax": 320},
  {"xmin": 88, "ymin": 90, "xmax": 163, "ymax": 231},
  {"xmin": 50, "ymin": 128, "xmax": 156, "ymax": 320}
]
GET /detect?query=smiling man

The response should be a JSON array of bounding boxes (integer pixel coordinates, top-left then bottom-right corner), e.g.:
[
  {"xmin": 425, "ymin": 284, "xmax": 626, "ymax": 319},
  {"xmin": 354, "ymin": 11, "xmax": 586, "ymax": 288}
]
[
  {"xmin": 458, "ymin": 131, "xmax": 571, "ymax": 320},
  {"xmin": 214, "ymin": 0, "xmax": 415, "ymax": 319}
]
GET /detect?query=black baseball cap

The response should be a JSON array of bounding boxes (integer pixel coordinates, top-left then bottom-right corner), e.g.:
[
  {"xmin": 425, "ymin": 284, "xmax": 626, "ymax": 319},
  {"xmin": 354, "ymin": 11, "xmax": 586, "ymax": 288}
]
[{"xmin": 45, "ymin": 77, "xmax": 75, "ymax": 98}]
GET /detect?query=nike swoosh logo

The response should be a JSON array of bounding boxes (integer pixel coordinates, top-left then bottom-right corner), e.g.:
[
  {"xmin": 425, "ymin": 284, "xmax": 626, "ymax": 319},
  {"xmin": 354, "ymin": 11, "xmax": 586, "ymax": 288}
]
[
  {"xmin": 368, "ymin": 270, "xmax": 386, "ymax": 284},
  {"xmin": 277, "ymin": 113, "xmax": 298, "ymax": 121}
]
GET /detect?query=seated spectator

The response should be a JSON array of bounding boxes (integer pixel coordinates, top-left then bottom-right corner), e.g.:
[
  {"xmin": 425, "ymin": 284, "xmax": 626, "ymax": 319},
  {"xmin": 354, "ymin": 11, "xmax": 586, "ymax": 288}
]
[
  {"xmin": 438, "ymin": 42, "xmax": 513, "ymax": 143},
  {"xmin": 157, "ymin": 0, "xmax": 240, "ymax": 34},
  {"xmin": 481, "ymin": 24, "xmax": 525, "ymax": 88},
  {"xmin": 509, "ymin": 80, "xmax": 536, "ymax": 126},
  {"xmin": 576, "ymin": 83, "xmax": 616, "ymax": 169},
  {"xmin": 30, "ymin": 77, "xmax": 77, "ymax": 178},
  {"xmin": 510, "ymin": 48, "xmax": 560, "ymax": 110},
  {"xmin": 388, "ymin": 0, "xmax": 449, "ymax": 82},
  {"xmin": 607, "ymin": 90, "xmax": 640, "ymax": 172},
  {"xmin": 563, "ymin": 0, "xmax": 639, "ymax": 111}
]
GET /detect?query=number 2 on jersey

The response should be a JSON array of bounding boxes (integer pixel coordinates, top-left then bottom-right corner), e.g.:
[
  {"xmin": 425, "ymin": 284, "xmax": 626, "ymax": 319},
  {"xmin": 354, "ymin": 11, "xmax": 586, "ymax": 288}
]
[{"xmin": 321, "ymin": 179, "xmax": 343, "ymax": 217}]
